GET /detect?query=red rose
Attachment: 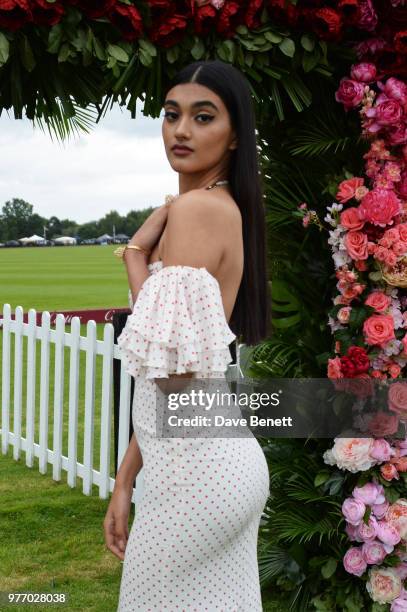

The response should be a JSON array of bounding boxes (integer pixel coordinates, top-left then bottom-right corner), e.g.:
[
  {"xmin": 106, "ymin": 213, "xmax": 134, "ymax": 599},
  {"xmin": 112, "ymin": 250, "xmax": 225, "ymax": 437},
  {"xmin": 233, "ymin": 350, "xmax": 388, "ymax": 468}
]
[
  {"xmin": 313, "ymin": 7, "xmax": 342, "ymax": 41},
  {"xmin": 395, "ymin": 30, "xmax": 407, "ymax": 55},
  {"xmin": 266, "ymin": 0, "xmax": 298, "ymax": 28},
  {"xmin": 359, "ymin": 188, "xmax": 402, "ymax": 227},
  {"xmin": 348, "ymin": 346, "xmax": 370, "ymax": 373},
  {"xmin": 192, "ymin": 2, "xmax": 216, "ymax": 36},
  {"xmin": 32, "ymin": 0, "xmax": 64, "ymax": 27},
  {"xmin": 67, "ymin": 0, "xmax": 116, "ymax": 20},
  {"xmin": 0, "ymin": 0, "xmax": 31, "ymax": 31},
  {"xmin": 108, "ymin": 4, "xmax": 143, "ymax": 41},
  {"xmin": 338, "ymin": 0, "xmax": 360, "ymax": 26},
  {"xmin": 216, "ymin": 1, "xmax": 241, "ymax": 38},
  {"xmin": 148, "ymin": 14, "xmax": 189, "ymax": 48}
]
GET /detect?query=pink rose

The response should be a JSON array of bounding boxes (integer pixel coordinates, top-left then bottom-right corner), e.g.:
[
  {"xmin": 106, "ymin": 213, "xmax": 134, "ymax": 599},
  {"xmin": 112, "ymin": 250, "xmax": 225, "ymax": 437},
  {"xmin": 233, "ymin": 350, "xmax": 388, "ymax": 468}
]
[
  {"xmin": 345, "ymin": 522, "xmax": 362, "ymax": 542},
  {"xmin": 388, "ymin": 382, "xmax": 407, "ymax": 419},
  {"xmin": 350, "ymin": 62, "xmax": 377, "ymax": 83},
  {"xmin": 342, "ymin": 497, "xmax": 366, "ymax": 525},
  {"xmin": 359, "ymin": 188, "xmax": 402, "ymax": 227},
  {"xmin": 362, "ymin": 540, "xmax": 387, "ymax": 564},
  {"xmin": 327, "ymin": 356, "xmax": 343, "ymax": 379},
  {"xmin": 363, "ymin": 314, "xmax": 395, "ymax": 347},
  {"xmin": 338, "ymin": 306, "xmax": 351, "ymax": 324},
  {"xmin": 391, "ymin": 596, "xmax": 407, "ymax": 611},
  {"xmin": 398, "ymin": 224, "xmax": 407, "ymax": 243},
  {"xmin": 344, "ymin": 230, "xmax": 369, "ymax": 260},
  {"xmin": 353, "ymin": 482, "xmax": 385, "ymax": 505},
  {"xmin": 335, "ymin": 78, "xmax": 365, "ymax": 110},
  {"xmin": 340, "ymin": 207, "xmax": 365, "ymax": 230},
  {"xmin": 380, "ymin": 77, "xmax": 407, "ymax": 108},
  {"xmin": 367, "ymin": 567, "xmax": 402, "ymax": 604},
  {"xmin": 386, "ymin": 500, "xmax": 407, "ymax": 540},
  {"xmin": 357, "ymin": 515, "xmax": 378, "ymax": 541},
  {"xmin": 343, "ymin": 546, "xmax": 367, "ymax": 577},
  {"xmin": 372, "ymin": 500, "xmax": 390, "ymax": 519},
  {"xmin": 368, "ymin": 411, "xmax": 399, "ymax": 437},
  {"xmin": 381, "ymin": 463, "xmax": 400, "ymax": 481},
  {"xmin": 336, "ymin": 177, "xmax": 364, "ymax": 203},
  {"xmin": 365, "ymin": 291, "xmax": 391, "ymax": 313},
  {"xmin": 393, "ymin": 240, "xmax": 407, "ymax": 257},
  {"xmin": 388, "ymin": 124, "xmax": 407, "ymax": 146},
  {"xmin": 373, "ymin": 100, "xmax": 404, "ymax": 127},
  {"xmin": 376, "ymin": 520, "xmax": 402, "ymax": 546},
  {"xmin": 389, "ymin": 363, "xmax": 402, "ymax": 379},
  {"xmin": 371, "ymin": 439, "xmax": 393, "ymax": 462},
  {"xmin": 402, "ymin": 334, "xmax": 407, "ymax": 355},
  {"xmin": 323, "ymin": 438, "xmax": 376, "ymax": 472}
]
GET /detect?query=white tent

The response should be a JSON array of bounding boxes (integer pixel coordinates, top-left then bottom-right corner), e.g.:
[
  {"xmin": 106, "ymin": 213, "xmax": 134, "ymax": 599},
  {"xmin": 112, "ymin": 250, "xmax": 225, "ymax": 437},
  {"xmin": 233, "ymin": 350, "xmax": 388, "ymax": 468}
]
[
  {"xmin": 22, "ymin": 234, "xmax": 46, "ymax": 244},
  {"xmin": 54, "ymin": 236, "xmax": 77, "ymax": 245}
]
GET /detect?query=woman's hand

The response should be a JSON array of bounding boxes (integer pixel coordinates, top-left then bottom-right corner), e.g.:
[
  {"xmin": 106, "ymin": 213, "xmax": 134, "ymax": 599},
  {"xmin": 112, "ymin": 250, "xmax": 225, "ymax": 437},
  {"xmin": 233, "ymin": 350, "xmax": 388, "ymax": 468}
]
[
  {"xmin": 129, "ymin": 202, "xmax": 171, "ymax": 253},
  {"xmin": 103, "ymin": 484, "xmax": 133, "ymax": 561}
]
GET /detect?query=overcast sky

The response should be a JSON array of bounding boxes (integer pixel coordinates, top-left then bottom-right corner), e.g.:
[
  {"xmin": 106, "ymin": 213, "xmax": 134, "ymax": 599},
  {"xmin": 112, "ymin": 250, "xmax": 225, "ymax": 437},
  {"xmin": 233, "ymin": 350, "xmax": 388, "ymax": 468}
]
[{"xmin": 0, "ymin": 104, "xmax": 179, "ymax": 224}]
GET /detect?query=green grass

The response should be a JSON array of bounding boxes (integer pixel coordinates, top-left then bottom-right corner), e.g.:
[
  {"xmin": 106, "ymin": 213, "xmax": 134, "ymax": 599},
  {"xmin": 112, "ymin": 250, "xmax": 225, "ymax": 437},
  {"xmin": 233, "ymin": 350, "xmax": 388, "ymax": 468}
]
[{"xmin": 0, "ymin": 244, "xmax": 129, "ymax": 311}]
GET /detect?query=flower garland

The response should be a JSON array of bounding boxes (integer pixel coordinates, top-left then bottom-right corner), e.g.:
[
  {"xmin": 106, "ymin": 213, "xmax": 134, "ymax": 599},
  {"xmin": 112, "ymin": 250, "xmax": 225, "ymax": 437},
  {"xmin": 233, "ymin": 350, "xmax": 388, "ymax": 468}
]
[{"xmin": 298, "ymin": 57, "xmax": 407, "ymax": 608}]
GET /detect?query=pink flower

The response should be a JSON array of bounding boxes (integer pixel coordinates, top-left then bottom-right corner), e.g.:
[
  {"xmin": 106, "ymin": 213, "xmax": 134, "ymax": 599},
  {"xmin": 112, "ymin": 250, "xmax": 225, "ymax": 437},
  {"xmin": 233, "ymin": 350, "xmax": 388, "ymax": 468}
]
[
  {"xmin": 391, "ymin": 596, "xmax": 407, "ymax": 611},
  {"xmin": 345, "ymin": 522, "xmax": 362, "ymax": 542},
  {"xmin": 343, "ymin": 546, "xmax": 367, "ymax": 577},
  {"xmin": 340, "ymin": 207, "xmax": 365, "ymax": 230},
  {"xmin": 386, "ymin": 500, "xmax": 407, "ymax": 540},
  {"xmin": 370, "ymin": 439, "xmax": 394, "ymax": 462},
  {"xmin": 357, "ymin": 515, "xmax": 378, "ymax": 541},
  {"xmin": 363, "ymin": 314, "xmax": 395, "ymax": 347},
  {"xmin": 335, "ymin": 78, "xmax": 365, "ymax": 110},
  {"xmin": 365, "ymin": 291, "xmax": 391, "ymax": 313},
  {"xmin": 350, "ymin": 62, "xmax": 377, "ymax": 83},
  {"xmin": 366, "ymin": 100, "xmax": 404, "ymax": 127},
  {"xmin": 357, "ymin": 0, "xmax": 378, "ymax": 32},
  {"xmin": 338, "ymin": 306, "xmax": 351, "ymax": 324},
  {"xmin": 389, "ymin": 382, "xmax": 407, "ymax": 420},
  {"xmin": 376, "ymin": 520, "xmax": 402, "ymax": 546},
  {"xmin": 336, "ymin": 177, "xmax": 365, "ymax": 203},
  {"xmin": 398, "ymin": 224, "xmax": 407, "ymax": 242},
  {"xmin": 389, "ymin": 363, "xmax": 402, "ymax": 379},
  {"xmin": 367, "ymin": 567, "xmax": 402, "ymax": 604},
  {"xmin": 388, "ymin": 124, "xmax": 407, "ymax": 146},
  {"xmin": 342, "ymin": 497, "xmax": 366, "ymax": 526},
  {"xmin": 380, "ymin": 77, "xmax": 407, "ymax": 108},
  {"xmin": 372, "ymin": 500, "xmax": 390, "ymax": 519},
  {"xmin": 381, "ymin": 463, "xmax": 400, "ymax": 481},
  {"xmin": 327, "ymin": 356, "xmax": 343, "ymax": 379},
  {"xmin": 344, "ymin": 230, "xmax": 369, "ymax": 260},
  {"xmin": 353, "ymin": 482, "xmax": 385, "ymax": 505},
  {"xmin": 368, "ymin": 412, "xmax": 399, "ymax": 437},
  {"xmin": 362, "ymin": 539, "xmax": 387, "ymax": 564},
  {"xmin": 393, "ymin": 240, "xmax": 407, "ymax": 257},
  {"xmin": 359, "ymin": 188, "xmax": 402, "ymax": 227},
  {"xmin": 323, "ymin": 438, "xmax": 376, "ymax": 472}
]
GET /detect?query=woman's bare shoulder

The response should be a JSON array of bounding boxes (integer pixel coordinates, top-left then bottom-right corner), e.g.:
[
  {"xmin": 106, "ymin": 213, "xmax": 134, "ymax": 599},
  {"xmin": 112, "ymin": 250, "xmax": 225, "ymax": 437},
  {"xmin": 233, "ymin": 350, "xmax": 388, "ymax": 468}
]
[{"xmin": 169, "ymin": 188, "xmax": 241, "ymax": 226}]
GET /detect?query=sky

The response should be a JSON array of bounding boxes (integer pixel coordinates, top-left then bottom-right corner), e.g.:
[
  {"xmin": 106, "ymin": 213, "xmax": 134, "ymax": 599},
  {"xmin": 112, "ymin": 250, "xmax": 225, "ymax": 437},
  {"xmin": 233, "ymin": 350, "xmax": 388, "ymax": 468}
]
[{"xmin": 0, "ymin": 103, "xmax": 179, "ymax": 224}]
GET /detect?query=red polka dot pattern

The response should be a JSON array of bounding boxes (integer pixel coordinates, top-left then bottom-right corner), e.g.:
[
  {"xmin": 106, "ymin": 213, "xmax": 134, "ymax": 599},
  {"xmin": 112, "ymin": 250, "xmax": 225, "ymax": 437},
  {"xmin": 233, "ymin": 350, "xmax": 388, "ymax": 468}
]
[
  {"xmin": 117, "ymin": 262, "xmax": 237, "ymax": 380},
  {"xmin": 117, "ymin": 261, "xmax": 270, "ymax": 611}
]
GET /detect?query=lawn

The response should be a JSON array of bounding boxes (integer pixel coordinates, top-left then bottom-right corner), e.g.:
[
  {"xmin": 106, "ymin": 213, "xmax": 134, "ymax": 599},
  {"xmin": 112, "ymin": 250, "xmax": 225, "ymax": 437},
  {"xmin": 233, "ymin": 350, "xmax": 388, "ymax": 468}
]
[{"xmin": 0, "ymin": 244, "xmax": 129, "ymax": 312}]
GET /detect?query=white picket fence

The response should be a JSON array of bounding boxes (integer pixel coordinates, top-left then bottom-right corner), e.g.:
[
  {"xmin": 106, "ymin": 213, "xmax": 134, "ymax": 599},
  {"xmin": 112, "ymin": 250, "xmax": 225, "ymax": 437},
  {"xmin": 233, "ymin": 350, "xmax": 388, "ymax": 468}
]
[{"xmin": 1, "ymin": 303, "xmax": 245, "ymax": 506}]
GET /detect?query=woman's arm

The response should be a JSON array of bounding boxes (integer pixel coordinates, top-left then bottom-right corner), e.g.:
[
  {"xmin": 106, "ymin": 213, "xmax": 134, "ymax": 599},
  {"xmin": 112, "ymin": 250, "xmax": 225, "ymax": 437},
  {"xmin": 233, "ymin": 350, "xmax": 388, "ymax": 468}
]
[{"xmin": 113, "ymin": 432, "xmax": 143, "ymax": 492}]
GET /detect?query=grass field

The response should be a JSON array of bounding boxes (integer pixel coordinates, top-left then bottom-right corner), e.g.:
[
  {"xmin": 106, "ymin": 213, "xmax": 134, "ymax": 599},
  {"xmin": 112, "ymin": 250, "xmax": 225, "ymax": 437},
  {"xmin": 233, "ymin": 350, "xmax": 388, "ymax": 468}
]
[{"xmin": 0, "ymin": 244, "xmax": 129, "ymax": 312}]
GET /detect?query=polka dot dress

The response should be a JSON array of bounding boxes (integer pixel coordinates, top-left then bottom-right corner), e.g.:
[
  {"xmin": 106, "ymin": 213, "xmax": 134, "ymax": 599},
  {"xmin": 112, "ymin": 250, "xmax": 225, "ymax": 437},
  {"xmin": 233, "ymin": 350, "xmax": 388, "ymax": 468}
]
[{"xmin": 117, "ymin": 262, "xmax": 270, "ymax": 611}]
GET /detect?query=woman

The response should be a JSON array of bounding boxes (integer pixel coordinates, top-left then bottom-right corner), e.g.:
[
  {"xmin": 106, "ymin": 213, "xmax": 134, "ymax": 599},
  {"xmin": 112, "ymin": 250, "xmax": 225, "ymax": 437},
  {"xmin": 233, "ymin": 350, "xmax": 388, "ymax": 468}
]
[{"xmin": 104, "ymin": 59, "xmax": 271, "ymax": 611}]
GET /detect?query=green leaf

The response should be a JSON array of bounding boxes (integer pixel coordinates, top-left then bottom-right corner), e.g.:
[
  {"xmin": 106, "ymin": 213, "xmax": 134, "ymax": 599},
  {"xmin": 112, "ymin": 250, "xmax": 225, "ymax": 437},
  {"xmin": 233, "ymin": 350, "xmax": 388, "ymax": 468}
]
[
  {"xmin": 348, "ymin": 306, "xmax": 370, "ymax": 331},
  {"xmin": 19, "ymin": 35, "xmax": 36, "ymax": 72},
  {"xmin": 58, "ymin": 43, "xmax": 70, "ymax": 63},
  {"xmin": 139, "ymin": 48, "xmax": 152, "ymax": 67},
  {"xmin": 191, "ymin": 37, "xmax": 205, "ymax": 60},
  {"xmin": 47, "ymin": 24, "xmax": 63, "ymax": 54},
  {"xmin": 362, "ymin": 505, "xmax": 371, "ymax": 525},
  {"xmin": 107, "ymin": 44, "xmax": 129, "ymax": 63},
  {"xmin": 166, "ymin": 47, "xmax": 179, "ymax": 64},
  {"xmin": 139, "ymin": 38, "xmax": 157, "ymax": 56},
  {"xmin": 264, "ymin": 31, "xmax": 283, "ymax": 44},
  {"xmin": 321, "ymin": 557, "xmax": 337, "ymax": 579},
  {"xmin": 302, "ymin": 51, "xmax": 319, "ymax": 73},
  {"xmin": 301, "ymin": 34, "xmax": 315, "ymax": 52},
  {"xmin": 314, "ymin": 471, "xmax": 330, "ymax": 487},
  {"xmin": 92, "ymin": 36, "xmax": 106, "ymax": 61},
  {"xmin": 279, "ymin": 38, "xmax": 295, "ymax": 58},
  {"xmin": 0, "ymin": 32, "xmax": 10, "ymax": 67}
]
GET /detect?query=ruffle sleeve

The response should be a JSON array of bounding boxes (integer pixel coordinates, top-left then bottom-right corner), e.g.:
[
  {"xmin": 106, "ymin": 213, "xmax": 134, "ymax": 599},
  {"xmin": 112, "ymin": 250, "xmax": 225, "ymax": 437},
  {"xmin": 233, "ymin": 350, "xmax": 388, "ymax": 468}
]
[{"xmin": 117, "ymin": 265, "xmax": 237, "ymax": 379}]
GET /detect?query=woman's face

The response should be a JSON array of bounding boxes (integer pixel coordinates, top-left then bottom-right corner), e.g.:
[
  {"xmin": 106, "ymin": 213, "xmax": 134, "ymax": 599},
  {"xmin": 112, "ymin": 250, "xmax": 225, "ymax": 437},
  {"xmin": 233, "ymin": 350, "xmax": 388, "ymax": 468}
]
[{"xmin": 161, "ymin": 83, "xmax": 237, "ymax": 177}]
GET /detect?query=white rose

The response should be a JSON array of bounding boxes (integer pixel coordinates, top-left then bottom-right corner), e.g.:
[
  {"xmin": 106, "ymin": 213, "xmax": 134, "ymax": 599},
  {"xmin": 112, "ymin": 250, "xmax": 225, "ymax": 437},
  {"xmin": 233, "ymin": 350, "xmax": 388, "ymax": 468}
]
[{"xmin": 366, "ymin": 567, "xmax": 402, "ymax": 604}]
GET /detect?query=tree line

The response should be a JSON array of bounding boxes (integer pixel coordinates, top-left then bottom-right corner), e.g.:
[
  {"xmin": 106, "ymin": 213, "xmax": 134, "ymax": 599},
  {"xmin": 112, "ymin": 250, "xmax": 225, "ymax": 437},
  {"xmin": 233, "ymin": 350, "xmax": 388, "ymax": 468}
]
[{"xmin": 0, "ymin": 198, "xmax": 155, "ymax": 242}]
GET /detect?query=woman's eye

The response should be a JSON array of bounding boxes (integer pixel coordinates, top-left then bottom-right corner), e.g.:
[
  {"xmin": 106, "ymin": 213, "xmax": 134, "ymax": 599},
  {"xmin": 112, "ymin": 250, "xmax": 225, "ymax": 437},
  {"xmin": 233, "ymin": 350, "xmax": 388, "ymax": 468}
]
[{"xmin": 163, "ymin": 111, "xmax": 213, "ymax": 123}]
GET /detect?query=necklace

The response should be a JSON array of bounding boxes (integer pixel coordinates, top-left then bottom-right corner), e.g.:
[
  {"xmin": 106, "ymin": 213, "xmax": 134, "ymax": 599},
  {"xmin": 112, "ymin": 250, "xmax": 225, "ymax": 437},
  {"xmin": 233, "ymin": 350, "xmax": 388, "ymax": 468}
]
[{"xmin": 165, "ymin": 180, "xmax": 229, "ymax": 204}]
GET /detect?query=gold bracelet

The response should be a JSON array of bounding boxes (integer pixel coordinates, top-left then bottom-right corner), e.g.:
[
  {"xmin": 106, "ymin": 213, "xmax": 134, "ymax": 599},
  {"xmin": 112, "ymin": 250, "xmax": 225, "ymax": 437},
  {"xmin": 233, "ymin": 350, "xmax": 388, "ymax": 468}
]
[{"xmin": 113, "ymin": 244, "xmax": 150, "ymax": 260}]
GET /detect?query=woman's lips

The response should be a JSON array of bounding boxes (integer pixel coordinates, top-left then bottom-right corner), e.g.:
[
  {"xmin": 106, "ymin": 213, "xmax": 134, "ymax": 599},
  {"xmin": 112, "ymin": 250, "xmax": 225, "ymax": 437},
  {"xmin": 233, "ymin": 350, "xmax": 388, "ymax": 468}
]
[{"xmin": 172, "ymin": 146, "xmax": 193, "ymax": 156}]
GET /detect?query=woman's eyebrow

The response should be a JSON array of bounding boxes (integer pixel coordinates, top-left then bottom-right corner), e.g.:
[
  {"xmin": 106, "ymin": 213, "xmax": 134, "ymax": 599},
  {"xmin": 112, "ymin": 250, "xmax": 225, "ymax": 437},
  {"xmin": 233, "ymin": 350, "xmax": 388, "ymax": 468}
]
[{"xmin": 163, "ymin": 99, "xmax": 219, "ymax": 112}]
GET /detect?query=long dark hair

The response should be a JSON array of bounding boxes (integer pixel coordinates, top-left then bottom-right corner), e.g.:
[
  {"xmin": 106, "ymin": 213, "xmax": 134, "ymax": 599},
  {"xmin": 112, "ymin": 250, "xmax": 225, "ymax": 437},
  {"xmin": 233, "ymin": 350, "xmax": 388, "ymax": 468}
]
[{"xmin": 165, "ymin": 60, "xmax": 270, "ymax": 347}]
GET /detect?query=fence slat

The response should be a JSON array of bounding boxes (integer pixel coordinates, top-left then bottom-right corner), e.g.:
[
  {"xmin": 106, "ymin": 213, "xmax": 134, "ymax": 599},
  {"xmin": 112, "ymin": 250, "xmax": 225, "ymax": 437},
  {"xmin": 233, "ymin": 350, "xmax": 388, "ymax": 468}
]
[
  {"xmin": 99, "ymin": 323, "xmax": 114, "ymax": 499},
  {"xmin": 13, "ymin": 307, "xmax": 24, "ymax": 460},
  {"xmin": 83, "ymin": 320, "xmax": 97, "ymax": 496},
  {"xmin": 52, "ymin": 314, "xmax": 65, "ymax": 481},
  {"xmin": 26, "ymin": 309, "xmax": 37, "ymax": 467},
  {"xmin": 67, "ymin": 317, "xmax": 80, "ymax": 488},
  {"xmin": 1, "ymin": 304, "xmax": 11, "ymax": 454},
  {"xmin": 39, "ymin": 311, "xmax": 51, "ymax": 474}
]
